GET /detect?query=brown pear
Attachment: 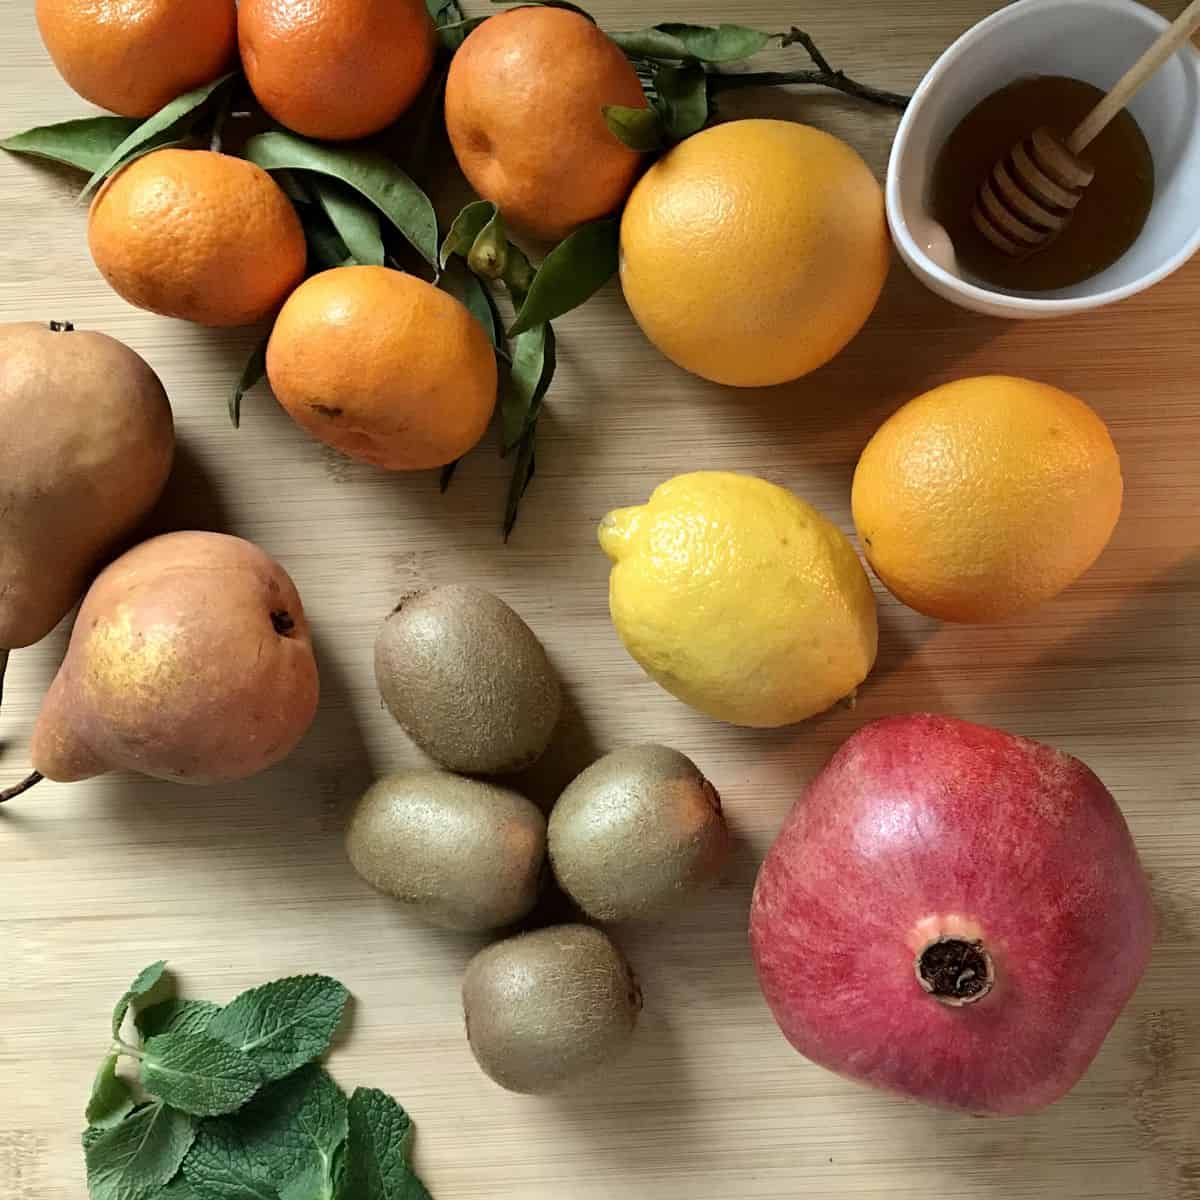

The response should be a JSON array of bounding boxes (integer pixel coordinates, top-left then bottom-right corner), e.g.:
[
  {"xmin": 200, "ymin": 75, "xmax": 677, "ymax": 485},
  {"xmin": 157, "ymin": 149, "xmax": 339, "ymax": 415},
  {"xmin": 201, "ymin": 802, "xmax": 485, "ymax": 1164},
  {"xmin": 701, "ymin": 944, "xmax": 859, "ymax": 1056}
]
[
  {"xmin": 0, "ymin": 321, "xmax": 175, "ymax": 705},
  {"xmin": 2, "ymin": 532, "xmax": 318, "ymax": 800}
]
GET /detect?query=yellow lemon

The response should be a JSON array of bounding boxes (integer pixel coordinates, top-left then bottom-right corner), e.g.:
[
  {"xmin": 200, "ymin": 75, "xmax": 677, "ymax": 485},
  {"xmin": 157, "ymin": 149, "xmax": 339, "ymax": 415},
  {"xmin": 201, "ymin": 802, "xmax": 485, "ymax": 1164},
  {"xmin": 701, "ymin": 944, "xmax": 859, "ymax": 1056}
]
[
  {"xmin": 618, "ymin": 119, "xmax": 890, "ymax": 387},
  {"xmin": 599, "ymin": 472, "xmax": 878, "ymax": 728}
]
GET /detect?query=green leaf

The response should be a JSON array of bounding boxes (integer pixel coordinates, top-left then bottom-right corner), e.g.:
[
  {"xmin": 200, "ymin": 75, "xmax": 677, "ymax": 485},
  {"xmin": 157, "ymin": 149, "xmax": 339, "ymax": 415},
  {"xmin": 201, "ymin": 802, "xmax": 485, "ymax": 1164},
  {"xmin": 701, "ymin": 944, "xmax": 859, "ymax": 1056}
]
[
  {"xmin": 150, "ymin": 1177, "xmax": 198, "ymax": 1200},
  {"xmin": 87, "ymin": 1054, "xmax": 136, "ymax": 1130},
  {"xmin": 229, "ymin": 338, "xmax": 270, "ymax": 430},
  {"xmin": 235, "ymin": 1066, "xmax": 347, "ymax": 1199},
  {"xmin": 183, "ymin": 1068, "xmax": 346, "ymax": 1200},
  {"xmin": 304, "ymin": 217, "xmax": 355, "ymax": 272},
  {"xmin": 611, "ymin": 23, "xmax": 772, "ymax": 63},
  {"xmin": 310, "ymin": 177, "xmax": 385, "ymax": 267},
  {"xmin": 504, "ymin": 433, "xmax": 537, "ymax": 541},
  {"xmin": 86, "ymin": 1102, "xmax": 197, "ymax": 1200},
  {"xmin": 461, "ymin": 272, "xmax": 502, "ymax": 349},
  {"xmin": 182, "ymin": 1122, "xmax": 281, "ymax": 1200},
  {"xmin": 81, "ymin": 74, "xmax": 236, "ymax": 198},
  {"xmin": 655, "ymin": 63, "xmax": 710, "ymax": 140},
  {"xmin": 138, "ymin": 999, "xmax": 223, "ymax": 1042},
  {"xmin": 508, "ymin": 218, "xmax": 618, "ymax": 335},
  {"xmin": 602, "ymin": 105, "xmax": 665, "ymax": 152},
  {"xmin": 427, "ymin": 0, "xmax": 485, "ymax": 50},
  {"xmin": 342, "ymin": 1089, "xmax": 428, "ymax": 1200},
  {"xmin": 113, "ymin": 962, "xmax": 171, "ymax": 1038},
  {"xmin": 1, "ymin": 115, "xmax": 141, "ymax": 173},
  {"xmin": 440, "ymin": 200, "xmax": 496, "ymax": 270},
  {"xmin": 242, "ymin": 133, "xmax": 438, "ymax": 268},
  {"xmin": 502, "ymin": 322, "xmax": 554, "ymax": 452},
  {"xmin": 208, "ymin": 975, "xmax": 350, "ymax": 1083},
  {"xmin": 140, "ymin": 1034, "xmax": 262, "ymax": 1117},
  {"xmin": 83, "ymin": 1125, "xmax": 107, "ymax": 1153}
]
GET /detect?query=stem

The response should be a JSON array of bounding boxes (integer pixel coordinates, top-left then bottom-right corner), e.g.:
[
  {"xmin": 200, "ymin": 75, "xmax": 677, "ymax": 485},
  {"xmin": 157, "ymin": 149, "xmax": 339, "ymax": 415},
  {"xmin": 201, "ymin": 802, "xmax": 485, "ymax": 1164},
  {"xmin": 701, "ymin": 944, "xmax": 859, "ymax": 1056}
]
[
  {"xmin": 0, "ymin": 771, "xmax": 42, "ymax": 803},
  {"xmin": 208, "ymin": 88, "xmax": 234, "ymax": 154},
  {"xmin": 708, "ymin": 68, "xmax": 910, "ymax": 112},
  {"xmin": 113, "ymin": 1037, "xmax": 145, "ymax": 1061}
]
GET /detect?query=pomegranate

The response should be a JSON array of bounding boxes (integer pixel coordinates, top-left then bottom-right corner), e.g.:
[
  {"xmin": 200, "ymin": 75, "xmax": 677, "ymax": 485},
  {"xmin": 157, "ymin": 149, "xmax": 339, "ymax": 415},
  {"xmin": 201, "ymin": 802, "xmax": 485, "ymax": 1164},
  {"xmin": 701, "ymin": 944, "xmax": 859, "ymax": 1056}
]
[{"xmin": 749, "ymin": 714, "xmax": 1153, "ymax": 1115}]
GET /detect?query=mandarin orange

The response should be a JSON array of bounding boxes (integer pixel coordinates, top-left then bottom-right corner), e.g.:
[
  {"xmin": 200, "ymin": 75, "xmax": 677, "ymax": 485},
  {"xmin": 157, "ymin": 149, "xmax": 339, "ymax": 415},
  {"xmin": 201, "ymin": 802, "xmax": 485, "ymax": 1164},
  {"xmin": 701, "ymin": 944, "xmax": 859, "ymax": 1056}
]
[
  {"xmin": 36, "ymin": 0, "xmax": 236, "ymax": 117},
  {"xmin": 87, "ymin": 150, "xmax": 306, "ymax": 327},
  {"xmin": 239, "ymin": 0, "xmax": 436, "ymax": 141},
  {"xmin": 266, "ymin": 267, "xmax": 498, "ymax": 471},
  {"xmin": 445, "ymin": 7, "xmax": 648, "ymax": 242}
]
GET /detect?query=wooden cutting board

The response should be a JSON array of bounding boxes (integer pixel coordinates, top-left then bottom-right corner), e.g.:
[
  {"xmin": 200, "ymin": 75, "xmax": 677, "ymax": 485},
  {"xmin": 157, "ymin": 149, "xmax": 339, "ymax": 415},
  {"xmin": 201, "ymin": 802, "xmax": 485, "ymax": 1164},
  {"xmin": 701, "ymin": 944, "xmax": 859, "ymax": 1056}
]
[{"xmin": 2, "ymin": 3, "xmax": 1197, "ymax": 1198}]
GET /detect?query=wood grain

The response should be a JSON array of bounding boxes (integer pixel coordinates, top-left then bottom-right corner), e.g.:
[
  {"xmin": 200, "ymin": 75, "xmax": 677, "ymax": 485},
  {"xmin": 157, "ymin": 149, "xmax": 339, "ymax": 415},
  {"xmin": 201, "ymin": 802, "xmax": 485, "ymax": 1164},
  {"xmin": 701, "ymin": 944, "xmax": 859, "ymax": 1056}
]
[{"xmin": 2, "ymin": 3, "xmax": 1198, "ymax": 1198}]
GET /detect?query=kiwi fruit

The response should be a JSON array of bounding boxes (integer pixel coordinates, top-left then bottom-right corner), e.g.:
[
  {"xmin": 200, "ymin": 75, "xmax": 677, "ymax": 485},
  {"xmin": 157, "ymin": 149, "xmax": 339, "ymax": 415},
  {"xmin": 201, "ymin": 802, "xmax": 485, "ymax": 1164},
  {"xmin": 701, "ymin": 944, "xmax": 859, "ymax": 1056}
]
[
  {"xmin": 374, "ymin": 585, "xmax": 562, "ymax": 775},
  {"xmin": 548, "ymin": 744, "xmax": 729, "ymax": 922},
  {"xmin": 346, "ymin": 770, "xmax": 546, "ymax": 932},
  {"xmin": 462, "ymin": 924, "xmax": 641, "ymax": 1094}
]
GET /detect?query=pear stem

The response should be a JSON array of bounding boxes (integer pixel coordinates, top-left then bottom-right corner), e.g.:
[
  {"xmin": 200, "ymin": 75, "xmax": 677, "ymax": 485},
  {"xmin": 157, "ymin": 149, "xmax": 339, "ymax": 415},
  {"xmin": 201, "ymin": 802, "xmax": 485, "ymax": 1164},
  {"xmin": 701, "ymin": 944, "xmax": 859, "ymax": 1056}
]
[{"xmin": 0, "ymin": 771, "xmax": 43, "ymax": 803}]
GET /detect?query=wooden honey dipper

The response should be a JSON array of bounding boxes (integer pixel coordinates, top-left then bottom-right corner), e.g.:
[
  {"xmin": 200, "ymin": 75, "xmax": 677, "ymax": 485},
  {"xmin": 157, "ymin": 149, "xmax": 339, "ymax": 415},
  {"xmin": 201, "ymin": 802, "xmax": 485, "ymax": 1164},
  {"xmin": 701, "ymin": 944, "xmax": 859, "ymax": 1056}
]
[{"xmin": 972, "ymin": 0, "xmax": 1200, "ymax": 257}]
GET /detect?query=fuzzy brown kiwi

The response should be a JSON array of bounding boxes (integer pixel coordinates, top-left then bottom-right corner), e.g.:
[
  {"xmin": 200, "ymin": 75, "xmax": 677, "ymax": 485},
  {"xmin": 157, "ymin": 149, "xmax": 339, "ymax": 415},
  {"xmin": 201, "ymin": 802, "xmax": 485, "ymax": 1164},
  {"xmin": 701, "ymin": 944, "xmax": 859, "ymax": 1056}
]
[
  {"xmin": 461, "ymin": 924, "xmax": 642, "ymax": 1094},
  {"xmin": 345, "ymin": 770, "xmax": 546, "ymax": 932},
  {"xmin": 374, "ymin": 585, "xmax": 562, "ymax": 775},
  {"xmin": 547, "ymin": 744, "xmax": 729, "ymax": 921}
]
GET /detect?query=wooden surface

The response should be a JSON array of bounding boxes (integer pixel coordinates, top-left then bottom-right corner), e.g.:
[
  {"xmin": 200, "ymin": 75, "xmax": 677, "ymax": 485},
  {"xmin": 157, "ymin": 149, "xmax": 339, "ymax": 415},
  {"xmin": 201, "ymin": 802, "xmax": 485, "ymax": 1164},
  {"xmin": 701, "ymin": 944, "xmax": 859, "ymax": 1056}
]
[{"xmin": 2, "ymin": 3, "xmax": 1199, "ymax": 1198}]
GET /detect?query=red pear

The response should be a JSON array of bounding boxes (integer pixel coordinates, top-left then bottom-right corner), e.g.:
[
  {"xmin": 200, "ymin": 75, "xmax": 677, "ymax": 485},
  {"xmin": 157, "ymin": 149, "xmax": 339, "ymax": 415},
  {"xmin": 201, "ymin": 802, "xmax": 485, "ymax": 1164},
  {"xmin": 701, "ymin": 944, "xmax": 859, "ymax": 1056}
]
[
  {"xmin": 750, "ymin": 714, "xmax": 1153, "ymax": 1115},
  {"xmin": 5, "ymin": 532, "xmax": 318, "ymax": 798}
]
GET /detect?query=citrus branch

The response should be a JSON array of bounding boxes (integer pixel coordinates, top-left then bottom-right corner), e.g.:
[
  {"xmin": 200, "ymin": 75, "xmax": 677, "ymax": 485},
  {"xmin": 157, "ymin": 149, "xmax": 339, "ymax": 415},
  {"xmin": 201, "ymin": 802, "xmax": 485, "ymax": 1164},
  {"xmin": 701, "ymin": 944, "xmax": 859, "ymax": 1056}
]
[{"xmin": 710, "ymin": 27, "xmax": 910, "ymax": 112}]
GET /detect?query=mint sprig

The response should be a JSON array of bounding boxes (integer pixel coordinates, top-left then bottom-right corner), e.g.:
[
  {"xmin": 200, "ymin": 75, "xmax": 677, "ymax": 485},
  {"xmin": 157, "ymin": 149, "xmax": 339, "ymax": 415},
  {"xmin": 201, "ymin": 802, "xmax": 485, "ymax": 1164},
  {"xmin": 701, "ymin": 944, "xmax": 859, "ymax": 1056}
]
[{"xmin": 81, "ymin": 966, "xmax": 430, "ymax": 1200}]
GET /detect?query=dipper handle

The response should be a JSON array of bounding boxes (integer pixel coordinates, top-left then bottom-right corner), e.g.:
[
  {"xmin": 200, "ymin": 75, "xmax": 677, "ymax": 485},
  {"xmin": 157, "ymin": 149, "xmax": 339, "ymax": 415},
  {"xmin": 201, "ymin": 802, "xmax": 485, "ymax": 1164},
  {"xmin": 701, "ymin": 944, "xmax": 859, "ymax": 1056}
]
[{"xmin": 1068, "ymin": 0, "xmax": 1200, "ymax": 153}]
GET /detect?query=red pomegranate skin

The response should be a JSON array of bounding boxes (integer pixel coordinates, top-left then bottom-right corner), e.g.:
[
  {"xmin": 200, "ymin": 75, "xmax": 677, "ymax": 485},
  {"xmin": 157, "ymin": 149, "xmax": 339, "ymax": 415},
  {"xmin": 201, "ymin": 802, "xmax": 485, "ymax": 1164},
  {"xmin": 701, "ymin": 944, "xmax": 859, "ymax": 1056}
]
[{"xmin": 749, "ymin": 714, "xmax": 1153, "ymax": 1115}]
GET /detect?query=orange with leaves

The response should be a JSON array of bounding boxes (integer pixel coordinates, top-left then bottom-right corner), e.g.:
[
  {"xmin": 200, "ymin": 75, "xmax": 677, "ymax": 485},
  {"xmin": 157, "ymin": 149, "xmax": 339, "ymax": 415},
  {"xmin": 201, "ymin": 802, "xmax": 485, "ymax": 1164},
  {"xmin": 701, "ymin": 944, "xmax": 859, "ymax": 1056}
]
[
  {"xmin": 266, "ymin": 266, "xmax": 499, "ymax": 471},
  {"xmin": 445, "ymin": 7, "xmax": 648, "ymax": 242}
]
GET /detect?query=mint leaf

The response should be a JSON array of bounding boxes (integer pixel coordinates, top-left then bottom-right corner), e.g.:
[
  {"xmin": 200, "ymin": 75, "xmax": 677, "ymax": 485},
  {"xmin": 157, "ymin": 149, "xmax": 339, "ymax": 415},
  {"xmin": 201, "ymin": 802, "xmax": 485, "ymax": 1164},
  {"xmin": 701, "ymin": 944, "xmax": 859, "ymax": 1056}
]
[
  {"xmin": 138, "ymin": 999, "xmax": 223, "ymax": 1041},
  {"xmin": 141, "ymin": 1034, "xmax": 262, "ymax": 1117},
  {"xmin": 342, "ymin": 1089, "xmax": 429, "ymax": 1200},
  {"xmin": 150, "ymin": 1176, "xmax": 198, "ymax": 1199},
  {"xmin": 209, "ymin": 976, "xmax": 349, "ymax": 1082},
  {"xmin": 113, "ymin": 962, "xmax": 171, "ymax": 1038},
  {"xmin": 86, "ymin": 1102, "xmax": 197, "ymax": 1200},
  {"xmin": 234, "ymin": 1065, "xmax": 347, "ymax": 1197},
  {"xmin": 182, "ymin": 1121, "xmax": 281, "ymax": 1200},
  {"xmin": 87, "ymin": 1053, "xmax": 136, "ymax": 1129}
]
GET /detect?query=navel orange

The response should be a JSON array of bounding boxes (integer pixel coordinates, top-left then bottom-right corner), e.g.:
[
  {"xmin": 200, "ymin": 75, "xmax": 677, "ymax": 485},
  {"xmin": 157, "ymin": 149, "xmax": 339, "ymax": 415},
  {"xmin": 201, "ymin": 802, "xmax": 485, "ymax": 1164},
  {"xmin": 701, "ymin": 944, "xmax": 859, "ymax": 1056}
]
[
  {"xmin": 266, "ymin": 267, "xmax": 499, "ymax": 471},
  {"xmin": 36, "ymin": 0, "xmax": 236, "ymax": 117},
  {"xmin": 851, "ymin": 376, "xmax": 1123, "ymax": 623},
  {"xmin": 88, "ymin": 150, "xmax": 306, "ymax": 328},
  {"xmin": 238, "ymin": 0, "xmax": 436, "ymax": 141},
  {"xmin": 445, "ymin": 7, "xmax": 648, "ymax": 242},
  {"xmin": 619, "ymin": 119, "xmax": 890, "ymax": 387}
]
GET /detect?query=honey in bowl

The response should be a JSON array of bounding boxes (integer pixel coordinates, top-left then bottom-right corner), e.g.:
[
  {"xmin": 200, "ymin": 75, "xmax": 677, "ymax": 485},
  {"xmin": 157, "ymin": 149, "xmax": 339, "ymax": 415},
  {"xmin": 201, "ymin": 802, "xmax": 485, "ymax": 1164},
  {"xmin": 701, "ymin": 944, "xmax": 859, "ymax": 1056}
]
[{"xmin": 931, "ymin": 75, "xmax": 1155, "ymax": 291}]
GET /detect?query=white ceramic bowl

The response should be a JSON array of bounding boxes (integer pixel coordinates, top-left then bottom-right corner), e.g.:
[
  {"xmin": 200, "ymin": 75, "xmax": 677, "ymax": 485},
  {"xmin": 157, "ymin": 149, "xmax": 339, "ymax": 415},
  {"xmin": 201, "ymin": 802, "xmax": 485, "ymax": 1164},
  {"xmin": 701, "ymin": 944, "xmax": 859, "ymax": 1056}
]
[{"xmin": 887, "ymin": 0, "xmax": 1200, "ymax": 318}]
